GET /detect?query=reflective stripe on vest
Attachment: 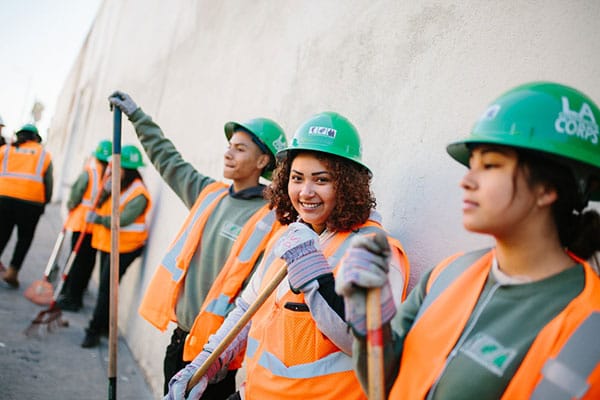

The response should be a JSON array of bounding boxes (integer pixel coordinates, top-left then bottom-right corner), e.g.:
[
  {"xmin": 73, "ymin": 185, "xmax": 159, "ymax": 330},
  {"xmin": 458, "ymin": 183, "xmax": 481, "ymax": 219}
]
[
  {"xmin": 252, "ymin": 223, "xmax": 394, "ymax": 379},
  {"xmin": 246, "ymin": 336, "xmax": 354, "ymax": 378},
  {"xmin": 159, "ymin": 186, "xmax": 228, "ymax": 282},
  {"xmin": 415, "ymin": 248, "xmax": 490, "ymax": 324},
  {"xmin": 65, "ymin": 158, "xmax": 103, "ymax": 233},
  {"xmin": 0, "ymin": 145, "xmax": 47, "ymax": 182},
  {"xmin": 82, "ymin": 159, "xmax": 100, "ymax": 207},
  {"xmin": 91, "ymin": 178, "xmax": 151, "ymax": 253},
  {"xmin": 531, "ymin": 312, "xmax": 600, "ymax": 400},
  {"xmin": 204, "ymin": 209, "xmax": 276, "ymax": 318}
]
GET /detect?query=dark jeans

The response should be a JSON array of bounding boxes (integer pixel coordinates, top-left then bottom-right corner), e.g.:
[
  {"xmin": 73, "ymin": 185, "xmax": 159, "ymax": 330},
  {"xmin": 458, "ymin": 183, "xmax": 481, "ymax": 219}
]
[
  {"xmin": 163, "ymin": 327, "xmax": 237, "ymax": 399},
  {"xmin": 0, "ymin": 197, "xmax": 43, "ymax": 270},
  {"xmin": 60, "ymin": 232, "xmax": 97, "ymax": 303},
  {"xmin": 87, "ymin": 247, "xmax": 143, "ymax": 333}
]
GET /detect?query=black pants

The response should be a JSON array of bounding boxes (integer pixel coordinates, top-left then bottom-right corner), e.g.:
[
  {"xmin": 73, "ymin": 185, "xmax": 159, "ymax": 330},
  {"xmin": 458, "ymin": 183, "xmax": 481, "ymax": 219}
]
[
  {"xmin": 87, "ymin": 247, "xmax": 143, "ymax": 333},
  {"xmin": 0, "ymin": 198, "xmax": 43, "ymax": 270},
  {"xmin": 163, "ymin": 327, "xmax": 237, "ymax": 399},
  {"xmin": 60, "ymin": 232, "xmax": 97, "ymax": 303}
]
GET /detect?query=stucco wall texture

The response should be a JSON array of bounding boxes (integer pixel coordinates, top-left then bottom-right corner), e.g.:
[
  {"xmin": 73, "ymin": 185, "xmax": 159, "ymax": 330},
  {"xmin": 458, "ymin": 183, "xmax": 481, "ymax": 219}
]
[{"xmin": 45, "ymin": 0, "xmax": 600, "ymax": 396}]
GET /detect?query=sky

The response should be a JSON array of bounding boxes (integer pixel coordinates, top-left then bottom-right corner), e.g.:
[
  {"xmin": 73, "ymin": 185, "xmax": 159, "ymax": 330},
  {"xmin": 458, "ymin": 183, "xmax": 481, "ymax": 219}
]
[{"xmin": 0, "ymin": 0, "xmax": 102, "ymax": 141}]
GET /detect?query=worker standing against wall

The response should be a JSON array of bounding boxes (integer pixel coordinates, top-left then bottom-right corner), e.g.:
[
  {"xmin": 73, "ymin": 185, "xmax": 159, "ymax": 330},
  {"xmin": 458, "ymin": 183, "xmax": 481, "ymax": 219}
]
[
  {"xmin": 0, "ymin": 124, "xmax": 53, "ymax": 288},
  {"xmin": 337, "ymin": 82, "xmax": 600, "ymax": 399},
  {"xmin": 109, "ymin": 91, "xmax": 287, "ymax": 399},
  {"xmin": 165, "ymin": 112, "xmax": 410, "ymax": 400},
  {"xmin": 57, "ymin": 139, "xmax": 112, "ymax": 312},
  {"xmin": 81, "ymin": 144, "xmax": 152, "ymax": 348}
]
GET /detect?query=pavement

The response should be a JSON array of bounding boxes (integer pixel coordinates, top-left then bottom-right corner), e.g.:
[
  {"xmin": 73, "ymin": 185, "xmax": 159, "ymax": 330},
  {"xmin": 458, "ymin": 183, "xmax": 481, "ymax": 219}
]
[{"xmin": 0, "ymin": 202, "xmax": 155, "ymax": 399}]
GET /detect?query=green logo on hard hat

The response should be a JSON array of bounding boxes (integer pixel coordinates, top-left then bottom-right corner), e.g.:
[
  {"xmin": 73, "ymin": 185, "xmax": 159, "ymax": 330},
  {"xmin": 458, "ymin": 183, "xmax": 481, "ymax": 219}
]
[
  {"xmin": 272, "ymin": 135, "xmax": 287, "ymax": 152},
  {"xmin": 554, "ymin": 97, "xmax": 598, "ymax": 145},
  {"xmin": 308, "ymin": 126, "xmax": 337, "ymax": 138}
]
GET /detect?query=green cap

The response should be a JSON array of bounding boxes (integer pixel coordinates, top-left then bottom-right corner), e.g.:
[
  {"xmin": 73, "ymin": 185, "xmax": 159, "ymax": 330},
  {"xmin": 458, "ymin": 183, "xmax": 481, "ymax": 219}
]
[
  {"xmin": 278, "ymin": 111, "xmax": 369, "ymax": 171},
  {"xmin": 94, "ymin": 140, "xmax": 112, "ymax": 162},
  {"xmin": 120, "ymin": 145, "xmax": 145, "ymax": 169},
  {"xmin": 224, "ymin": 118, "xmax": 287, "ymax": 179},
  {"xmin": 16, "ymin": 123, "xmax": 39, "ymax": 136},
  {"xmin": 447, "ymin": 81, "xmax": 600, "ymax": 200}
]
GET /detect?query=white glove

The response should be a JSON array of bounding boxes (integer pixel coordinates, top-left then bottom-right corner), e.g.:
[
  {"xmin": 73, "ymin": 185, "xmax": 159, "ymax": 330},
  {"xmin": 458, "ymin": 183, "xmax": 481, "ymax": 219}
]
[{"xmin": 335, "ymin": 232, "xmax": 396, "ymax": 336}]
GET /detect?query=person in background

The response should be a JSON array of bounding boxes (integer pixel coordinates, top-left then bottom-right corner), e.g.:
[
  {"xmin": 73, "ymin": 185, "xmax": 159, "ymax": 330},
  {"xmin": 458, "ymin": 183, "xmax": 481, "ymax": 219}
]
[
  {"xmin": 0, "ymin": 124, "xmax": 53, "ymax": 288},
  {"xmin": 336, "ymin": 82, "xmax": 600, "ymax": 399},
  {"xmin": 81, "ymin": 144, "xmax": 151, "ymax": 348},
  {"xmin": 109, "ymin": 91, "xmax": 287, "ymax": 399},
  {"xmin": 0, "ymin": 115, "xmax": 6, "ymax": 147},
  {"xmin": 165, "ymin": 111, "xmax": 410, "ymax": 400},
  {"xmin": 57, "ymin": 139, "xmax": 112, "ymax": 312}
]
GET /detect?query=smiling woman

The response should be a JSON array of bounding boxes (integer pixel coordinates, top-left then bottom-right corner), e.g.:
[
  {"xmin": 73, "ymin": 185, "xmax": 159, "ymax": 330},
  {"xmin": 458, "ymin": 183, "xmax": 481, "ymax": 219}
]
[{"xmin": 164, "ymin": 111, "xmax": 411, "ymax": 400}]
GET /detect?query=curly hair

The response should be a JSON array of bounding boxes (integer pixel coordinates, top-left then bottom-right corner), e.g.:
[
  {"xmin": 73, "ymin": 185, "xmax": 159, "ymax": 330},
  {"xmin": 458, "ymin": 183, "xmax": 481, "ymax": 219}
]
[{"xmin": 265, "ymin": 150, "xmax": 376, "ymax": 232}]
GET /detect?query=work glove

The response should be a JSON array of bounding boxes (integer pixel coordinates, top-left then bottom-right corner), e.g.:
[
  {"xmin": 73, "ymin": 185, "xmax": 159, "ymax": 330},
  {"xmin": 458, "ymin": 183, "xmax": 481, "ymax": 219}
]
[
  {"xmin": 164, "ymin": 350, "xmax": 222, "ymax": 400},
  {"xmin": 108, "ymin": 90, "xmax": 139, "ymax": 118},
  {"xmin": 273, "ymin": 222, "xmax": 331, "ymax": 293},
  {"xmin": 335, "ymin": 232, "xmax": 396, "ymax": 337},
  {"xmin": 85, "ymin": 211, "xmax": 99, "ymax": 224}
]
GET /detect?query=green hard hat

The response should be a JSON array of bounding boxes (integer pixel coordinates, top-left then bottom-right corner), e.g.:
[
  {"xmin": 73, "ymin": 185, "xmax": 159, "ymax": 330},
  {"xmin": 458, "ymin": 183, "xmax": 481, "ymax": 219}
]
[
  {"xmin": 16, "ymin": 123, "xmax": 39, "ymax": 136},
  {"xmin": 94, "ymin": 140, "xmax": 112, "ymax": 162},
  {"xmin": 447, "ymin": 81, "xmax": 600, "ymax": 200},
  {"xmin": 278, "ymin": 111, "xmax": 369, "ymax": 171},
  {"xmin": 224, "ymin": 118, "xmax": 287, "ymax": 179},
  {"xmin": 120, "ymin": 144, "xmax": 145, "ymax": 169}
]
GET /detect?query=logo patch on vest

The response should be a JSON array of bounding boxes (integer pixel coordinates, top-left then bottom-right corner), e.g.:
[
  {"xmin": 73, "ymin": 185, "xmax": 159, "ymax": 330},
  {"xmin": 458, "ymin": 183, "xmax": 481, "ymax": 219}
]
[
  {"xmin": 220, "ymin": 221, "xmax": 242, "ymax": 241},
  {"xmin": 461, "ymin": 333, "xmax": 516, "ymax": 377}
]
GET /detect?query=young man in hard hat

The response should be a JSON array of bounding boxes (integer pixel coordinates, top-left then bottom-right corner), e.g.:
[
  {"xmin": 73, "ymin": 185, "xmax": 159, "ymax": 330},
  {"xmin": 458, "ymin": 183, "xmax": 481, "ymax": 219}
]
[
  {"xmin": 0, "ymin": 124, "xmax": 53, "ymax": 288},
  {"xmin": 109, "ymin": 91, "xmax": 287, "ymax": 399},
  {"xmin": 57, "ymin": 139, "xmax": 112, "ymax": 312}
]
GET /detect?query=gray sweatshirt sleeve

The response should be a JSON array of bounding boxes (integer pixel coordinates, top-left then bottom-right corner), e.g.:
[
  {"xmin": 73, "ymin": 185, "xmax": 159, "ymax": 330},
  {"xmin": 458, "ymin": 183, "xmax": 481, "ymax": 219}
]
[{"xmin": 128, "ymin": 108, "xmax": 215, "ymax": 209}]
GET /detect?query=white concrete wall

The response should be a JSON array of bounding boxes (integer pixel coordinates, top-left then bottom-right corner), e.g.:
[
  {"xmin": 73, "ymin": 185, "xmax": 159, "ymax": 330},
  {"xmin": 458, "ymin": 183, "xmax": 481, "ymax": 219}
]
[{"xmin": 46, "ymin": 0, "xmax": 600, "ymax": 397}]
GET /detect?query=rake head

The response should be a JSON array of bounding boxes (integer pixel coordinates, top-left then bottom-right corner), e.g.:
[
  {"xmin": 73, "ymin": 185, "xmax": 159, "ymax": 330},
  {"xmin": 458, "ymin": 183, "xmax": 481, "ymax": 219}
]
[
  {"xmin": 23, "ymin": 279, "xmax": 54, "ymax": 306},
  {"xmin": 23, "ymin": 304, "xmax": 69, "ymax": 337}
]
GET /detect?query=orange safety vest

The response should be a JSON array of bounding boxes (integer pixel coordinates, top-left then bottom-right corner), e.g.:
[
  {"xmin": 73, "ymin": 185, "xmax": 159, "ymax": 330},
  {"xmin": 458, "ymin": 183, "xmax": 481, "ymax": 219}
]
[
  {"xmin": 138, "ymin": 182, "xmax": 231, "ymax": 330},
  {"xmin": 244, "ymin": 220, "xmax": 410, "ymax": 400},
  {"xmin": 183, "ymin": 205, "xmax": 281, "ymax": 363},
  {"xmin": 0, "ymin": 141, "xmax": 51, "ymax": 204},
  {"xmin": 91, "ymin": 178, "xmax": 151, "ymax": 253},
  {"xmin": 390, "ymin": 249, "xmax": 600, "ymax": 400},
  {"xmin": 64, "ymin": 158, "xmax": 105, "ymax": 233}
]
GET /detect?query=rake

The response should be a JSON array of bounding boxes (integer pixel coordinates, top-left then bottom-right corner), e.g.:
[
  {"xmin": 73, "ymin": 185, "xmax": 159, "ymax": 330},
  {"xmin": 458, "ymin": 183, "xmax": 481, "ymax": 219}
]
[
  {"xmin": 24, "ymin": 169, "xmax": 110, "ymax": 336},
  {"xmin": 23, "ymin": 226, "xmax": 67, "ymax": 306}
]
